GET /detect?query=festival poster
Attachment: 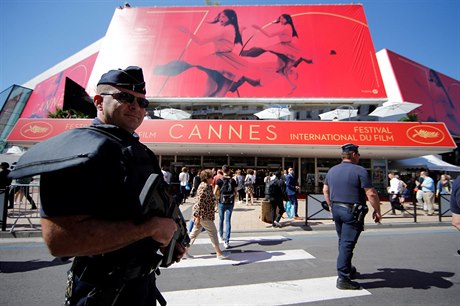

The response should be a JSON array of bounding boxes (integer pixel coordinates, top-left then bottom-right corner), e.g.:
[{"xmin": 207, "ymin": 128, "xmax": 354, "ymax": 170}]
[
  {"xmin": 20, "ymin": 53, "xmax": 98, "ymax": 118},
  {"xmin": 87, "ymin": 5, "xmax": 386, "ymax": 101},
  {"xmin": 381, "ymin": 49, "xmax": 460, "ymax": 136},
  {"xmin": 372, "ymin": 159, "xmax": 387, "ymax": 191}
]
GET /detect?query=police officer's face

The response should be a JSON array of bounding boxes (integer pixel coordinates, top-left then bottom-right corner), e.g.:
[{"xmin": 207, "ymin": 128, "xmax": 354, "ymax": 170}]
[{"xmin": 95, "ymin": 86, "xmax": 146, "ymax": 133}]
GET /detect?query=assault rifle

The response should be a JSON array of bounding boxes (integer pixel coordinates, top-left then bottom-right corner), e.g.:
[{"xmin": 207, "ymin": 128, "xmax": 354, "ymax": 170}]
[{"xmin": 139, "ymin": 173, "xmax": 190, "ymax": 268}]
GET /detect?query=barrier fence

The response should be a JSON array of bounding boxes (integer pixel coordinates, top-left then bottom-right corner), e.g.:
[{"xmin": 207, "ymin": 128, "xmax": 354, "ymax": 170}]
[
  {"xmin": 0, "ymin": 187, "xmax": 455, "ymax": 233},
  {"xmin": 1, "ymin": 183, "xmax": 41, "ymax": 233},
  {"xmin": 305, "ymin": 193, "xmax": 453, "ymax": 225}
]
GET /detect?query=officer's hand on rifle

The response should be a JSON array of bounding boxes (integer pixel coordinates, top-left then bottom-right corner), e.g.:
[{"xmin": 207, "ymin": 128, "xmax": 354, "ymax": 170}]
[
  {"xmin": 173, "ymin": 243, "xmax": 187, "ymax": 262},
  {"xmin": 147, "ymin": 216, "xmax": 178, "ymax": 247}
]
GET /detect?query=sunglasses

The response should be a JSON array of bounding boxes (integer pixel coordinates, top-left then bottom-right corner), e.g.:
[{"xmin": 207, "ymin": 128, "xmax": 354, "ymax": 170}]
[{"xmin": 100, "ymin": 92, "xmax": 149, "ymax": 108}]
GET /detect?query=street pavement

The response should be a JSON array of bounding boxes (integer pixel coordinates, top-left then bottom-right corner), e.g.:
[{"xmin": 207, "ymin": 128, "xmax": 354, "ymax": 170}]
[
  {"xmin": 1, "ymin": 196, "xmax": 458, "ymax": 306},
  {"xmin": 1, "ymin": 226, "xmax": 458, "ymax": 305}
]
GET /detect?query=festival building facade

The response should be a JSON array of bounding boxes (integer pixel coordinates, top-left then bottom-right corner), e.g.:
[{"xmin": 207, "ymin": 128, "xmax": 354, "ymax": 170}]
[{"xmin": 1, "ymin": 4, "xmax": 458, "ymax": 195}]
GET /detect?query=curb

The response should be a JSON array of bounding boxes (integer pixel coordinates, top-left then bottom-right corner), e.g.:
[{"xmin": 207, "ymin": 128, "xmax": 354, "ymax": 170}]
[{"xmin": 1, "ymin": 221, "xmax": 453, "ymax": 239}]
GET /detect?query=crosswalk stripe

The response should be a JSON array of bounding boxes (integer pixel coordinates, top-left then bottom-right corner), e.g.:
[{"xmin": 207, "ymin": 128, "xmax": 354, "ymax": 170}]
[
  {"xmin": 162, "ymin": 276, "xmax": 371, "ymax": 305},
  {"xmin": 169, "ymin": 249, "xmax": 315, "ymax": 269},
  {"xmin": 189, "ymin": 235, "xmax": 291, "ymax": 245}
]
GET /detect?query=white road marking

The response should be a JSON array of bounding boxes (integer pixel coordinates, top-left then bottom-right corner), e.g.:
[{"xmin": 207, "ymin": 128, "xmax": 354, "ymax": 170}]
[
  {"xmin": 170, "ymin": 249, "xmax": 315, "ymax": 268},
  {"xmin": 162, "ymin": 276, "xmax": 371, "ymax": 305},
  {"xmin": 189, "ymin": 235, "xmax": 291, "ymax": 245}
]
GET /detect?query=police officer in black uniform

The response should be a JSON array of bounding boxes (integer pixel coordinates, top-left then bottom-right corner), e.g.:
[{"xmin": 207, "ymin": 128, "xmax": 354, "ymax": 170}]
[
  {"xmin": 18, "ymin": 66, "xmax": 185, "ymax": 305},
  {"xmin": 323, "ymin": 143, "xmax": 381, "ymax": 290}
]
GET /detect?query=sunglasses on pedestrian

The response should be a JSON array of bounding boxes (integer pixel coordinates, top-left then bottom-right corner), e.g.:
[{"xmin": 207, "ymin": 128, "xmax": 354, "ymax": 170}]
[{"xmin": 100, "ymin": 92, "xmax": 149, "ymax": 108}]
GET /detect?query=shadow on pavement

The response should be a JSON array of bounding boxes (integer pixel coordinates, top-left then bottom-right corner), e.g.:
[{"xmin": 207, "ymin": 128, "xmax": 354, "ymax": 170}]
[
  {"xmin": 0, "ymin": 257, "xmax": 71, "ymax": 273},
  {"xmin": 359, "ymin": 268, "xmax": 454, "ymax": 289}
]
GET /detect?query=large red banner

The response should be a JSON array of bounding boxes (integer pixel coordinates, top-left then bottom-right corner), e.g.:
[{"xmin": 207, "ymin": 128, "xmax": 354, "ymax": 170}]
[
  {"xmin": 384, "ymin": 49, "xmax": 460, "ymax": 136},
  {"xmin": 21, "ymin": 53, "xmax": 98, "ymax": 118},
  {"xmin": 87, "ymin": 5, "xmax": 386, "ymax": 100},
  {"xmin": 8, "ymin": 119, "xmax": 455, "ymax": 150}
]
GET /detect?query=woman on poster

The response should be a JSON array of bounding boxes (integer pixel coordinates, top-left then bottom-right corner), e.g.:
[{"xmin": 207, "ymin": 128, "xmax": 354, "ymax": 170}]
[
  {"xmin": 154, "ymin": 9, "xmax": 261, "ymax": 97},
  {"xmin": 240, "ymin": 14, "xmax": 314, "ymax": 95}
]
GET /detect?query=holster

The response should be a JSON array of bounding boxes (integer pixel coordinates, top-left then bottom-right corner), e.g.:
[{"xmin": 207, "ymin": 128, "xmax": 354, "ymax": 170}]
[{"xmin": 351, "ymin": 203, "xmax": 369, "ymax": 228}]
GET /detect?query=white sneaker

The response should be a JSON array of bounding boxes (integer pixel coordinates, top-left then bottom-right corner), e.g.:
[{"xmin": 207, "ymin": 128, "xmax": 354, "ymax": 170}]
[
  {"xmin": 273, "ymin": 221, "xmax": 282, "ymax": 228},
  {"xmin": 223, "ymin": 241, "xmax": 230, "ymax": 249}
]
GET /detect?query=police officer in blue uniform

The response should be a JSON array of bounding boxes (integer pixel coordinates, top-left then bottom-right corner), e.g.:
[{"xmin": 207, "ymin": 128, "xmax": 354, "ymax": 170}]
[
  {"xmin": 14, "ymin": 66, "xmax": 185, "ymax": 305},
  {"xmin": 323, "ymin": 143, "xmax": 381, "ymax": 290}
]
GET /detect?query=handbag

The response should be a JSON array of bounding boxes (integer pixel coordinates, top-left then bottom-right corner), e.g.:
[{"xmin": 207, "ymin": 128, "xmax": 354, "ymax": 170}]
[{"xmin": 185, "ymin": 182, "xmax": 191, "ymax": 191}]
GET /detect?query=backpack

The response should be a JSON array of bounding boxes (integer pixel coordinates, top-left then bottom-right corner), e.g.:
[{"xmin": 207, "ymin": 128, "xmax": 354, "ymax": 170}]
[
  {"xmin": 268, "ymin": 178, "xmax": 287, "ymax": 200},
  {"xmin": 268, "ymin": 179, "xmax": 277, "ymax": 197},
  {"xmin": 220, "ymin": 177, "xmax": 234, "ymax": 204}
]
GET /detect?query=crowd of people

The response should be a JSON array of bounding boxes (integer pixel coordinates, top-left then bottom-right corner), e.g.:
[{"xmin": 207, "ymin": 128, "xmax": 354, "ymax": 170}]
[
  {"xmin": 173, "ymin": 164, "xmax": 303, "ymax": 256},
  {"xmin": 161, "ymin": 166, "xmax": 297, "ymax": 202},
  {"xmin": 386, "ymin": 170, "xmax": 454, "ymax": 216}
]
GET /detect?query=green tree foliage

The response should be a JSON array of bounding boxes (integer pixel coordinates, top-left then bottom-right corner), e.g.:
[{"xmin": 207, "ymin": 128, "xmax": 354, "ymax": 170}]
[
  {"xmin": 48, "ymin": 107, "xmax": 89, "ymax": 119},
  {"xmin": 398, "ymin": 113, "xmax": 418, "ymax": 122}
]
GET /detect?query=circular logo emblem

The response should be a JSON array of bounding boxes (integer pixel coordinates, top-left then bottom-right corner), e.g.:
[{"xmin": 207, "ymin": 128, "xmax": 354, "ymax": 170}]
[
  {"xmin": 19, "ymin": 121, "xmax": 53, "ymax": 139},
  {"xmin": 407, "ymin": 125, "xmax": 445, "ymax": 144}
]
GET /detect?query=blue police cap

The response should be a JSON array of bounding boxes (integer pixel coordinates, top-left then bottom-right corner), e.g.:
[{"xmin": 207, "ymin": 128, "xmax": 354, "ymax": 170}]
[
  {"xmin": 97, "ymin": 66, "xmax": 146, "ymax": 94},
  {"xmin": 342, "ymin": 143, "xmax": 359, "ymax": 153}
]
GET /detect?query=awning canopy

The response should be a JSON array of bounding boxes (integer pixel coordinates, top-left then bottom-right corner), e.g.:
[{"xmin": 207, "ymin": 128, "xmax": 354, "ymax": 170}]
[
  {"xmin": 6, "ymin": 119, "xmax": 457, "ymax": 159},
  {"xmin": 390, "ymin": 155, "xmax": 460, "ymax": 172}
]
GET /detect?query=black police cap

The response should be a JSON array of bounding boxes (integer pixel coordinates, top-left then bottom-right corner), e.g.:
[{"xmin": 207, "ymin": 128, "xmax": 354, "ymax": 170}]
[
  {"xmin": 97, "ymin": 66, "xmax": 146, "ymax": 94},
  {"xmin": 341, "ymin": 143, "xmax": 359, "ymax": 153}
]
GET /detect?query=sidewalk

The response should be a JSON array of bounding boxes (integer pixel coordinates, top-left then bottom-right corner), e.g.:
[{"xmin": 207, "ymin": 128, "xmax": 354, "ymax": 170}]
[
  {"xmin": 1, "ymin": 197, "xmax": 452, "ymax": 238},
  {"xmin": 184, "ymin": 198, "xmax": 451, "ymax": 233}
]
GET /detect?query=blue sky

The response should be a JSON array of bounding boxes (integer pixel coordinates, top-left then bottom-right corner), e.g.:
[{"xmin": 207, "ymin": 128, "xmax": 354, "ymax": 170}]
[{"xmin": 1, "ymin": 0, "xmax": 459, "ymax": 91}]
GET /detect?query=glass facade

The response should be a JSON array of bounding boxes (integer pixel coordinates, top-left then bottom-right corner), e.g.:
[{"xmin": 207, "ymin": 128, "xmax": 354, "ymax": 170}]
[
  {"xmin": 156, "ymin": 153, "xmax": 374, "ymax": 196},
  {"xmin": 0, "ymin": 85, "xmax": 32, "ymax": 152}
]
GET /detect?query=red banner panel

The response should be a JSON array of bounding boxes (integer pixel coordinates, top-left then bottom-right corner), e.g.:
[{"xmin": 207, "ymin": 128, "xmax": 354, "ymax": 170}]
[
  {"xmin": 8, "ymin": 119, "xmax": 455, "ymax": 150},
  {"xmin": 21, "ymin": 53, "xmax": 98, "ymax": 118},
  {"xmin": 87, "ymin": 5, "xmax": 385, "ymax": 100},
  {"xmin": 384, "ymin": 49, "xmax": 460, "ymax": 136}
]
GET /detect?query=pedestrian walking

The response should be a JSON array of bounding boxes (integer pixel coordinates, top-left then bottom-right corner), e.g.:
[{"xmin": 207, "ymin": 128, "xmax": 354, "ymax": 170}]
[
  {"xmin": 323, "ymin": 143, "xmax": 381, "ymax": 290},
  {"xmin": 285, "ymin": 167, "xmax": 300, "ymax": 218},
  {"xmin": 214, "ymin": 165, "xmax": 237, "ymax": 249},
  {"xmin": 244, "ymin": 169, "xmax": 256, "ymax": 205},
  {"xmin": 186, "ymin": 169, "xmax": 229, "ymax": 259},
  {"xmin": 179, "ymin": 167, "xmax": 190, "ymax": 203},
  {"xmin": 416, "ymin": 171, "xmax": 436, "ymax": 215},
  {"xmin": 235, "ymin": 169, "xmax": 245, "ymax": 204},
  {"xmin": 387, "ymin": 172, "xmax": 407, "ymax": 216},
  {"xmin": 268, "ymin": 171, "xmax": 287, "ymax": 228}
]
